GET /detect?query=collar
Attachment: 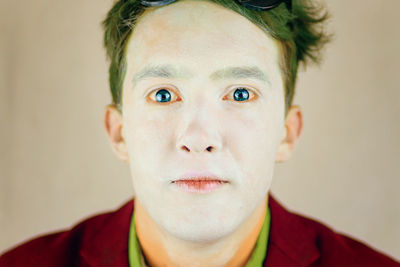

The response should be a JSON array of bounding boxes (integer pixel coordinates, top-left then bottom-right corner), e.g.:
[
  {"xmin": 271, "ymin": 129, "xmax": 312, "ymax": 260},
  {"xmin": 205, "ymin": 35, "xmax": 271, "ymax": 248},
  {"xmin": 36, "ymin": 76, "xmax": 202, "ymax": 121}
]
[
  {"xmin": 265, "ymin": 193, "xmax": 320, "ymax": 266},
  {"xmin": 79, "ymin": 199, "xmax": 133, "ymax": 266}
]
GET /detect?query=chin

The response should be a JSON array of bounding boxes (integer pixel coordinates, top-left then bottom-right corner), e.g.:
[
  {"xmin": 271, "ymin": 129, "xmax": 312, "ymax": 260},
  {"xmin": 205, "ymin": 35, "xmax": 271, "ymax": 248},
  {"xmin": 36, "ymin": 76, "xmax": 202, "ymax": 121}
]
[
  {"xmin": 162, "ymin": 215, "xmax": 240, "ymax": 244},
  {"xmin": 154, "ymin": 199, "xmax": 244, "ymax": 243},
  {"xmin": 138, "ymin": 184, "xmax": 256, "ymax": 243}
]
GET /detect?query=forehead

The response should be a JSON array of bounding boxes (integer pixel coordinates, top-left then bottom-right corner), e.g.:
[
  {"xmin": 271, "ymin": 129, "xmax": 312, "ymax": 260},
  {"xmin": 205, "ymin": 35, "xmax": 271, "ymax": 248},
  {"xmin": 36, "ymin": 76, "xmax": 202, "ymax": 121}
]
[{"xmin": 124, "ymin": 0, "xmax": 281, "ymax": 83}]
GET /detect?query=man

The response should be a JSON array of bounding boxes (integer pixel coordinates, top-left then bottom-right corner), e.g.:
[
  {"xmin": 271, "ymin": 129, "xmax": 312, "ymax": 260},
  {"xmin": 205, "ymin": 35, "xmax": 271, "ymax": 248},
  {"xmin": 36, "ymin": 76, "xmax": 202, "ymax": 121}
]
[{"xmin": 1, "ymin": 0, "xmax": 399, "ymax": 266}]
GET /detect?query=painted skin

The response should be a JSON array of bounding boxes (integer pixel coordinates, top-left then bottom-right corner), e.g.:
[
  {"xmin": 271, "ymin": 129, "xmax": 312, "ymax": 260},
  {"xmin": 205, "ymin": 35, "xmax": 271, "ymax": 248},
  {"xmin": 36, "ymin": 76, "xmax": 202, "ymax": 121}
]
[{"xmin": 104, "ymin": 0, "xmax": 303, "ymax": 266}]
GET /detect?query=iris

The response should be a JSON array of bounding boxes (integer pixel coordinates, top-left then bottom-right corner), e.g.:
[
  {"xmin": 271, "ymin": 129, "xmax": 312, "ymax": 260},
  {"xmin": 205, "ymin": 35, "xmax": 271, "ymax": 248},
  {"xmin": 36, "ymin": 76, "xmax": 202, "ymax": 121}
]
[
  {"xmin": 155, "ymin": 89, "xmax": 171, "ymax": 102},
  {"xmin": 233, "ymin": 88, "xmax": 250, "ymax": 101}
]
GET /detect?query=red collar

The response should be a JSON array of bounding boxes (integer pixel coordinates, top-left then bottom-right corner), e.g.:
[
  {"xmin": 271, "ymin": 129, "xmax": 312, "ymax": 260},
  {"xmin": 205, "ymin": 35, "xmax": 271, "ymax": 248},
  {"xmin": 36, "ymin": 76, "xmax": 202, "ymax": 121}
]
[
  {"xmin": 79, "ymin": 193, "xmax": 320, "ymax": 266},
  {"xmin": 265, "ymin": 193, "xmax": 320, "ymax": 266},
  {"xmin": 79, "ymin": 199, "xmax": 133, "ymax": 266}
]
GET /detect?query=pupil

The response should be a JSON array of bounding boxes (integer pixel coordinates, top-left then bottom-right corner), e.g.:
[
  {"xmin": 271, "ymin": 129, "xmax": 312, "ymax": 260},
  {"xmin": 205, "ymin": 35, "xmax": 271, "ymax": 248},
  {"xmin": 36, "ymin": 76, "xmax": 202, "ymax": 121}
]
[
  {"xmin": 234, "ymin": 88, "xmax": 249, "ymax": 101},
  {"xmin": 155, "ymin": 89, "xmax": 171, "ymax": 102}
]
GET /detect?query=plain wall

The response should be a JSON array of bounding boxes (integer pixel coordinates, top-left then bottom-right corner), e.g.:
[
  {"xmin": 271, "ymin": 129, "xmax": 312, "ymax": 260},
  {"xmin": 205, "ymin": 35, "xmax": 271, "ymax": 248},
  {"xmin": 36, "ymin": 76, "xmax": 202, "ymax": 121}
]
[{"xmin": 1, "ymin": 0, "xmax": 399, "ymax": 260}]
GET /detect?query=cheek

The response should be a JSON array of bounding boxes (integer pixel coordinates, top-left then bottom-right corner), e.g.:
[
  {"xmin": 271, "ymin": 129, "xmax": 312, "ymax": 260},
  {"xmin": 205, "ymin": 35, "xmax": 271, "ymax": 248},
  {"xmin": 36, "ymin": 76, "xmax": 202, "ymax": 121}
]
[
  {"xmin": 124, "ymin": 109, "xmax": 177, "ymax": 193},
  {"xmin": 126, "ymin": 111, "xmax": 173, "ymax": 156},
  {"xmin": 226, "ymin": 101, "xmax": 283, "ymax": 157},
  {"xmin": 225, "ymin": 103, "xmax": 283, "ymax": 188},
  {"xmin": 228, "ymin": 120, "xmax": 279, "ymax": 175}
]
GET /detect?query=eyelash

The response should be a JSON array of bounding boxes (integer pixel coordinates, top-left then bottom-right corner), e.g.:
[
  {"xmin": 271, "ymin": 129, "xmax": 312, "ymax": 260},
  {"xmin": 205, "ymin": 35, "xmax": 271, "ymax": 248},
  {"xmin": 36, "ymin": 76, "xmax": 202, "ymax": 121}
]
[{"xmin": 147, "ymin": 86, "xmax": 257, "ymax": 104}]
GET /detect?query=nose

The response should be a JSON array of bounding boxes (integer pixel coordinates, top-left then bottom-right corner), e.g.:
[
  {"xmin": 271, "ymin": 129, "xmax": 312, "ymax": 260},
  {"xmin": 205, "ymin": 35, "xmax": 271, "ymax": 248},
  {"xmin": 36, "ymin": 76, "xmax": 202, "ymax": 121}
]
[{"xmin": 176, "ymin": 108, "xmax": 222, "ymax": 155}]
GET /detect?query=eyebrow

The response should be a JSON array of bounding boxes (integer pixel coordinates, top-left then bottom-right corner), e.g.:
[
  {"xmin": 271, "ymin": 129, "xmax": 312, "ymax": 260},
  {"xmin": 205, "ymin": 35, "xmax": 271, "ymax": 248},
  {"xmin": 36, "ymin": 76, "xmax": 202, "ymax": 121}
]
[{"xmin": 132, "ymin": 64, "xmax": 271, "ymax": 88}]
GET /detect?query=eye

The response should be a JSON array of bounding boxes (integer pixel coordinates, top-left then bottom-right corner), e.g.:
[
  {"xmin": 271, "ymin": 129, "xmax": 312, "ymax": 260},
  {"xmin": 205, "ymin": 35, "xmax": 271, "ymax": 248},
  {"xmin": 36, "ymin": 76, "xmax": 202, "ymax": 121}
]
[
  {"xmin": 148, "ymin": 88, "xmax": 181, "ymax": 104},
  {"xmin": 224, "ymin": 87, "xmax": 256, "ymax": 102}
]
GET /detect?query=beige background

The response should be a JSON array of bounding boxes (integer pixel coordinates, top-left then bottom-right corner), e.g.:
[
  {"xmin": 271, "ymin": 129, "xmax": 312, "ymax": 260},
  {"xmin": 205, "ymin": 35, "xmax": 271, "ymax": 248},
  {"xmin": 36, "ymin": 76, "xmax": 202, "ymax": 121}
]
[{"xmin": 1, "ymin": 0, "xmax": 399, "ymax": 260}]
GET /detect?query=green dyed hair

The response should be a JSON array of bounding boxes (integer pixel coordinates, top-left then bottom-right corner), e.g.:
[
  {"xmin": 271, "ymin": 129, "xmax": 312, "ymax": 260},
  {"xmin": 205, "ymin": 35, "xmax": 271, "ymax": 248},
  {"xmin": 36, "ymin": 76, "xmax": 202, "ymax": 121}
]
[{"xmin": 102, "ymin": 0, "xmax": 331, "ymax": 117}]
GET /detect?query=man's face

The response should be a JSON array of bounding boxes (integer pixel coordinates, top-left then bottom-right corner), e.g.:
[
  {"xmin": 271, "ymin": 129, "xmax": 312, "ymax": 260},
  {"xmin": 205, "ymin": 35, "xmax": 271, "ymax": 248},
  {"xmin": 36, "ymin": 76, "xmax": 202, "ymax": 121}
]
[{"xmin": 120, "ymin": 0, "xmax": 286, "ymax": 242}]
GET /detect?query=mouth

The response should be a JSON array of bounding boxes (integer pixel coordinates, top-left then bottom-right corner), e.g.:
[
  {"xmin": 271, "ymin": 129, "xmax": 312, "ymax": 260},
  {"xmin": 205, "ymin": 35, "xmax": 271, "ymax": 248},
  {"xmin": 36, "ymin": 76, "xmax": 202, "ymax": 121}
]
[
  {"xmin": 172, "ymin": 179, "xmax": 228, "ymax": 193},
  {"xmin": 172, "ymin": 170, "xmax": 229, "ymax": 193}
]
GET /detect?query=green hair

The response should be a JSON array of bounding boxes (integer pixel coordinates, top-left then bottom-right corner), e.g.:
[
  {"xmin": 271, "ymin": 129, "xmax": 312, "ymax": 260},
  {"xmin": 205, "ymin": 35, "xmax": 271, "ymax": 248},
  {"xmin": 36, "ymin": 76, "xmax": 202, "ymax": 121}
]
[{"xmin": 102, "ymin": 0, "xmax": 331, "ymax": 117}]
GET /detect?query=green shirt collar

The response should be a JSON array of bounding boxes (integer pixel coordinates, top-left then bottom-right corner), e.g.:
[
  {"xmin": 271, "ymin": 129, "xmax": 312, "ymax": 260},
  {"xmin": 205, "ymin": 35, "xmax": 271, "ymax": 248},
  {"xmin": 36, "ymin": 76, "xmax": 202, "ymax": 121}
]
[{"xmin": 129, "ymin": 203, "xmax": 271, "ymax": 267}]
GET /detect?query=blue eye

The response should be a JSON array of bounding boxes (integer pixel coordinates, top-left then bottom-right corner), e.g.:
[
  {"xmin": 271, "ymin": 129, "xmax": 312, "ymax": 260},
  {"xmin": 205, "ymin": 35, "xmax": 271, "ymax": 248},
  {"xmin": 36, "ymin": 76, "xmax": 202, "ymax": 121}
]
[
  {"xmin": 155, "ymin": 89, "xmax": 172, "ymax": 102},
  {"xmin": 233, "ymin": 88, "xmax": 250, "ymax": 102},
  {"xmin": 149, "ymin": 86, "xmax": 255, "ymax": 104}
]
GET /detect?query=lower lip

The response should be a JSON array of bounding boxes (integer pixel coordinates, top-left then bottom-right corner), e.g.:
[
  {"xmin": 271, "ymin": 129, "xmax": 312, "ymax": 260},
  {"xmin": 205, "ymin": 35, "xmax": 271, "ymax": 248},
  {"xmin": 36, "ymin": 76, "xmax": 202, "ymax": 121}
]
[{"xmin": 173, "ymin": 180, "xmax": 227, "ymax": 193}]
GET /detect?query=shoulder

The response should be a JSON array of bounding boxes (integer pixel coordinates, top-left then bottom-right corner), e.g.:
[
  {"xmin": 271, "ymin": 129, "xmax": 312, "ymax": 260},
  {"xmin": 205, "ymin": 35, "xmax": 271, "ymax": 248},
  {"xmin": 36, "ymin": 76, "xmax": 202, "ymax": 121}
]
[
  {"xmin": 300, "ymin": 213, "xmax": 399, "ymax": 266},
  {"xmin": 0, "ymin": 199, "xmax": 133, "ymax": 267},
  {"xmin": 267, "ymin": 194, "xmax": 400, "ymax": 267}
]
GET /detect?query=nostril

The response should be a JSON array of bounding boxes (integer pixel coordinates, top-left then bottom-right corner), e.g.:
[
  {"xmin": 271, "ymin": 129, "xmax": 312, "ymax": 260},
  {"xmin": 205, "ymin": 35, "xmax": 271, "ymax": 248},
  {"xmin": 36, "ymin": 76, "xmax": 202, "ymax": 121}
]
[{"xmin": 181, "ymin": 146, "xmax": 213, "ymax": 152}]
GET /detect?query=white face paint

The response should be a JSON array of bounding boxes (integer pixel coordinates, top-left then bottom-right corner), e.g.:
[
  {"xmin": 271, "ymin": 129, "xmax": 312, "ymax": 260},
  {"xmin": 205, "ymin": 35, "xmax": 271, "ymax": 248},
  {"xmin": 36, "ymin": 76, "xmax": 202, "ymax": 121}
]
[{"xmin": 121, "ymin": 0, "xmax": 286, "ymax": 243}]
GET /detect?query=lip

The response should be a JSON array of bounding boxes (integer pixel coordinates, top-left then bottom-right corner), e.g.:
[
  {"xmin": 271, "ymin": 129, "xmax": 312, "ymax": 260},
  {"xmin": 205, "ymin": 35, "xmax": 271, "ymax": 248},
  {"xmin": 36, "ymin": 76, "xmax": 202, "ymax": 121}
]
[
  {"xmin": 173, "ymin": 180, "xmax": 227, "ymax": 193},
  {"xmin": 172, "ymin": 171, "xmax": 229, "ymax": 193},
  {"xmin": 174, "ymin": 171, "xmax": 229, "ymax": 183}
]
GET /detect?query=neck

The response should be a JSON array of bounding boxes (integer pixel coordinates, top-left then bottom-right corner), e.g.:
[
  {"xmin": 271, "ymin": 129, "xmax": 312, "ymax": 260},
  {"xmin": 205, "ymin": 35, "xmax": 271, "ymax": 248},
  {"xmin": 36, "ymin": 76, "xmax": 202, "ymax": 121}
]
[{"xmin": 134, "ymin": 195, "xmax": 268, "ymax": 267}]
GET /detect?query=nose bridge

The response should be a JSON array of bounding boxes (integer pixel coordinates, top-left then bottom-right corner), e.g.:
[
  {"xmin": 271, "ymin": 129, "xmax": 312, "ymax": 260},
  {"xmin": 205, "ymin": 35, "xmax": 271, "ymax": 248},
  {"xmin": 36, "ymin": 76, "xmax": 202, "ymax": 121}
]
[{"xmin": 176, "ymin": 98, "xmax": 222, "ymax": 154}]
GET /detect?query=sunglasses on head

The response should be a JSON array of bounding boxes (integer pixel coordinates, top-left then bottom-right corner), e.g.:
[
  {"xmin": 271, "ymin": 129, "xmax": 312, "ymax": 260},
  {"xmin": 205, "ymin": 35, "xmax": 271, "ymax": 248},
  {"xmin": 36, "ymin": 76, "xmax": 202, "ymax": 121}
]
[{"xmin": 139, "ymin": 0, "xmax": 292, "ymax": 12}]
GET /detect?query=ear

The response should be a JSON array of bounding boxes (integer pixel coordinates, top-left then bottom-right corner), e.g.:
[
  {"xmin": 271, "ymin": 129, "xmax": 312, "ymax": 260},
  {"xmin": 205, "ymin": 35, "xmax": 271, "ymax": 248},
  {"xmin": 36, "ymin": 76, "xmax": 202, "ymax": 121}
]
[
  {"xmin": 275, "ymin": 105, "xmax": 303, "ymax": 163},
  {"xmin": 104, "ymin": 104, "xmax": 129, "ymax": 162}
]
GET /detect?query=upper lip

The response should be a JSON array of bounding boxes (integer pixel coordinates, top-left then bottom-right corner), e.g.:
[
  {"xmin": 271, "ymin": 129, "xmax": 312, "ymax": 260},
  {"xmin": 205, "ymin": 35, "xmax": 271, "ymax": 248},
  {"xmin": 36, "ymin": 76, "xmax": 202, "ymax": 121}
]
[{"xmin": 173, "ymin": 171, "xmax": 229, "ymax": 183}]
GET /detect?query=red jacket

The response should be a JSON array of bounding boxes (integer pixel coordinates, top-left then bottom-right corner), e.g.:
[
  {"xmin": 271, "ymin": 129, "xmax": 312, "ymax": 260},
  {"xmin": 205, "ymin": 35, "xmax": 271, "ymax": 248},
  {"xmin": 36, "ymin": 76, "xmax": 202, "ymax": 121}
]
[{"xmin": 1, "ymin": 194, "xmax": 399, "ymax": 266}]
